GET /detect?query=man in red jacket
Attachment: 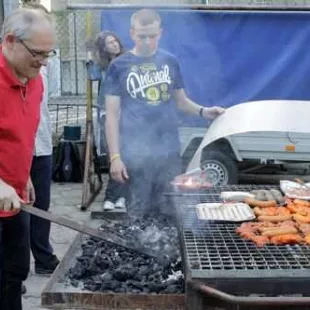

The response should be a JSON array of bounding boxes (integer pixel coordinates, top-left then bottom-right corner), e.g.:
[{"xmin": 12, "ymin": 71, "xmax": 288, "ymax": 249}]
[{"xmin": 0, "ymin": 8, "xmax": 55, "ymax": 310}]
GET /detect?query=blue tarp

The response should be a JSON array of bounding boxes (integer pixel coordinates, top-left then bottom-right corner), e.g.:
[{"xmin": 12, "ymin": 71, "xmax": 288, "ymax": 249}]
[{"xmin": 101, "ymin": 10, "xmax": 310, "ymax": 125}]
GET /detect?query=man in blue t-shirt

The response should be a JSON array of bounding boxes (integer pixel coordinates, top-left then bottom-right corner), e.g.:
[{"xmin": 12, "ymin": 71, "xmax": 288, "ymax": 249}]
[{"xmin": 105, "ymin": 8, "xmax": 224, "ymax": 218}]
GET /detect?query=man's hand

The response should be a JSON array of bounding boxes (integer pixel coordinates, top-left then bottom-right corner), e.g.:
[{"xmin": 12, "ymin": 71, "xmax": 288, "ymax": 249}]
[
  {"xmin": 25, "ymin": 178, "xmax": 35, "ymax": 205},
  {"xmin": 0, "ymin": 179, "xmax": 21, "ymax": 211},
  {"xmin": 110, "ymin": 158, "xmax": 129, "ymax": 183},
  {"xmin": 203, "ymin": 106, "xmax": 225, "ymax": 120}
]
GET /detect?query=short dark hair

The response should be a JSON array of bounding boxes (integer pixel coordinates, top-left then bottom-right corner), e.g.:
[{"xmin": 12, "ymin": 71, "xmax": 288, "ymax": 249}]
[{"xmin": 131, "ymin": 9, "xmax": 161, "ymax": 28}]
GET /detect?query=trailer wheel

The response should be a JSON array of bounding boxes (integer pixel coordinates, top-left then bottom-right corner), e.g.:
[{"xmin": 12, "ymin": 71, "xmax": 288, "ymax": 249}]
[{"xmin": 201, "ymin": 150, "xmax": 238, "ymax": 186}]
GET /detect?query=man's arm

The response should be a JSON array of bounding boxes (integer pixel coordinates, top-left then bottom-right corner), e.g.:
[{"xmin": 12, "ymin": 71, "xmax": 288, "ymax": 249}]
[
  {"xmin": 105, "ymin": 95, "xmax": 128, "ymax": 183},
  {"xmin": 105, "ymin": 95, "xmax": 121, "ymax": 156},
  {"xmin": 173, "ymin": 89, "xmax": 224, "ymax": 119},
  {"xmin": 173, "ymin": 88, "xmax": 201, "ymax": 116}
]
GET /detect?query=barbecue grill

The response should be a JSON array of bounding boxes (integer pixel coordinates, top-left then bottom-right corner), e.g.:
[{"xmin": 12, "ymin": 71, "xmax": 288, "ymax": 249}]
[
  {"xmin": 42, "ymin": 184, "xmax": 310, "ymax": 309},
  {"xmin": 174, "ymin": 185, "xmax": 310, "ymax": 309}
]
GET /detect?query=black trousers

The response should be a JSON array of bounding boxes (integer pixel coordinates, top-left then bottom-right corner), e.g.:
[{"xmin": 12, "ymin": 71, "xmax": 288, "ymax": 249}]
[
  {"xmin": 125, "ymin": 153, "xmax": 181, "ymax": 219},
  {"xmin": 0, "ymin": 212, "xmax": 30, "ymax": 310},
  {"xmin": 30, "ymin": 155, "xmax": 54, "ymax": 268}
]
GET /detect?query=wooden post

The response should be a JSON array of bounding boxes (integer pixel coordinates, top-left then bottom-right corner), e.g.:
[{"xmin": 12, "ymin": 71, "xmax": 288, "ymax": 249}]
[{"xmin": 81, "ymin": 10, "xmax": 102, "ymax": 210}]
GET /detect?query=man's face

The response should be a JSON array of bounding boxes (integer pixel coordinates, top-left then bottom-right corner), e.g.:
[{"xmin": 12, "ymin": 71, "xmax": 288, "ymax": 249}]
[
  {"xmin": 130, "ymin": 21, "xmax": 162, "ymax": 57},
  {"xmin": 6, "ymin": 26, "xmax": 55, "ymax": 80}
]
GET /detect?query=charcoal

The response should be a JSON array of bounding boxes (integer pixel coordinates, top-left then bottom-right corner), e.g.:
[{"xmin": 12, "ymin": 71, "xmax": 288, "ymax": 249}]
[
  {"xmin": 68, "ymin": 262, "xmax": 87, "ymax": 279},
  {"xmin": 113, "ymin": 265, "xmax": 139, "ymax": 281},
  {"xmin": 66, "ymin": 214, "xmax": 184, "ymax": 294}
]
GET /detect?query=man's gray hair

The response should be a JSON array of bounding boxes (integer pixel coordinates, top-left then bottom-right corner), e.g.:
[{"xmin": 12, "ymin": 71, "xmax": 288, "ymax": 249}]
[{"xmin": 1, "ymin": 8, "xmax": 53, "ymax": 40}]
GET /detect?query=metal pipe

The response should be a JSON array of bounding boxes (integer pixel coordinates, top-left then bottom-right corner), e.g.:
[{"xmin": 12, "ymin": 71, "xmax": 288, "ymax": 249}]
[
  {"xmin": 48, "ymin": 102, "xmax": 99, "ymax": 108},
  {"xmin": 73, "ymin": 12, "xmax": 79, "ymax": 96},
  {"xmin": 67, "ymin": 3, "xmax": 310, "ymax": 11},
  {"xmin": 188, "ymin": 279, "xmax": 310, "ymax": 306}
]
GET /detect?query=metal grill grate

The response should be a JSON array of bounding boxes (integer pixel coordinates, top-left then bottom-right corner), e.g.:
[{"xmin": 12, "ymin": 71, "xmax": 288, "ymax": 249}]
[{"xmin": 176, "ymin": 185, "xmax": 310, "ymax": 283}]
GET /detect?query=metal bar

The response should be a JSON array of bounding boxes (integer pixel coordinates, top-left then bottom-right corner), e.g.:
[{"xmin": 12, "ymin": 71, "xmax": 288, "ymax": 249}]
[
  {"xmin": 188, "ymin": 279, "xmax": 310, "ymax": 306},
  {"xmin": 21, "ymin": 205, "xmax": 158, "ymax": 259},
  {"xmin": 49, "ymin": 102, "xmax": 99, "ymax": 108},
  {"xmin": 73, "ymin": 12, "xmax": 79, "ymax": 96},
  {"xmin": 56, "ymin": 104, "xmax": 59, "ymax": 134},
  {"xmin": 67, "ymin": 4, "xmax": 310, "ymax": 11},
  {"xmin": 240, "ymin": 164, "xmax": 266, "ymax": 174}
]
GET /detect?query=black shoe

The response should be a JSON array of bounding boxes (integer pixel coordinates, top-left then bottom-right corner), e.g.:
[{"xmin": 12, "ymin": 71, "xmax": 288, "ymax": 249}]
[
  {"xmin": 22, "ymin": 284, "xmax": 26, "ymax": 295},
  {"xmin": 35, "ymin": 257, "xmax": 60, "ymax": 275}
]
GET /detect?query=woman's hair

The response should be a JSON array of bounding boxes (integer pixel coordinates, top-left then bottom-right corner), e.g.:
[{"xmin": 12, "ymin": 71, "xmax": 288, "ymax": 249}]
[{"xmin": 93, "ymin": 30, "xmax": 125, "ymax": 69}]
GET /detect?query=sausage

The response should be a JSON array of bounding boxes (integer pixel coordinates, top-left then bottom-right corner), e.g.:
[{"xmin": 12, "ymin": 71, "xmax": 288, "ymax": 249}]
[
  {"xmin": 293, "ymin": 214, "xmax": 310, "ymax": 224},
  {"xmin": 257, "ymin": 215, "xmax": 292, "ymax": 222},
  {"xmin": 253, "ymin": 207, "xmax": 264, "ymax": 216},
  {"xmin": 293, "ymin": 199, "xmax": 310, "ymax": 207},
  {"xmin": 244, "ymin": 198, "xmax": 277, "ymax": 208},
  {"xmin": 270, "ymin": 234, "xmax": 303, "ymax": 245},
  {"xmin": 261, "ymin": 227, "xmax": 297, "ymax": 236}
]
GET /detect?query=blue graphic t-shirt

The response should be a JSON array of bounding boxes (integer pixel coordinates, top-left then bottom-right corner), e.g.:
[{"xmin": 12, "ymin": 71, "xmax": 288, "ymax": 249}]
[{"xmin": 105, "ymin": 49, "xmax": 185, "ymax": 158}]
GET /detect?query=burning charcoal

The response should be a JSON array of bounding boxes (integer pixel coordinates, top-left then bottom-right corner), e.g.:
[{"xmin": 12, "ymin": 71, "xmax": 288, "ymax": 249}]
[
  {"xmin": 148, "ymin": 282, "xmax": 165, "ymax": 293},
  {"xmin": 84, "ymin": 278, "xmax": 101, "ymax": 292},
  {"xmin": 94, "ymin": 251, "xmax": 113, "ymax": 270},
  {"xmin": 101, "ymin": 279, "xmax": 120, "ymax": 291},
  {"xmin": 100, "ymin": 272, "xmax": 113, "ymax": 282},
  {"xmin": 66, "ymin": 216, "xmax": 184, "ymax": 294},
  {"xmin": 113, "ymin": 265, "xmax": 139, "ymax": 281},
  {"xmin": 163, "ymin": 284, "xmax": 181, "ymax": 294},
  {"xmin": 138, "ymin": 265, "xmax": 149, "ymax": 276},
  {"xmin": 68, "ymin": 262, "xmax": 87, "ymax": 280},
  {"xmin": 70, "ymin": 279, "xmax": 80, "ymax": 287}
]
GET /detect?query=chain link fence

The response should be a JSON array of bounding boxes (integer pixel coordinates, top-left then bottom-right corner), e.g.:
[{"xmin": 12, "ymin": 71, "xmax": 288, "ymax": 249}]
[{"xmin": 50, "ymin": 0, "xmax": 310, "ymax": 140}]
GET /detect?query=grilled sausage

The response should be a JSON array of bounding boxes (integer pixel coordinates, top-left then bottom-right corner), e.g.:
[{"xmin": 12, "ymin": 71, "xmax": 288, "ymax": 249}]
[
  {"xmin": 257, "ymin": 215, "xmax": 292, "ymax": 222},
  {"xmin": 270, "ymin": 234, "xmax": 303, "ymax": 245},
  {"xmin": 293, "ymin": 214, "xmax": 310, "ymax": 224},
  {"xmin": 261, "ymin": 227, "xmax": 297, "ymax": 236},
  {"xmin": 244, "ymin": 198, "xmax": 277, "ymax": 208}
]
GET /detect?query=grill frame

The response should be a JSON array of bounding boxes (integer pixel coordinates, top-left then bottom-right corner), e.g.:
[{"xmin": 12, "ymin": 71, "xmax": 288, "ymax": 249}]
[
  {"xmin": 41, "ymin": 234, "xmax": 185, "ymax": 310},
  {"xmin": 174, "ymin": 185, "xmax": 310, "ymax": 297}
]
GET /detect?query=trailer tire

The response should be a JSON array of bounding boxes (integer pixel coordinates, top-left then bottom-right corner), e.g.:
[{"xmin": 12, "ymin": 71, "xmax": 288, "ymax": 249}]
[{"xmin": 201, "ymin": 150, "xmax": 238, "ymax": 185}]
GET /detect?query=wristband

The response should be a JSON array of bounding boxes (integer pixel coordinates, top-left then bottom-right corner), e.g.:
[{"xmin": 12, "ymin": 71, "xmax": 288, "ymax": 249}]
[
  {"xmin": 110, "ymin": 153, "xmax": 120, "ymax": 163},
  {"xmin": 199, "ymin": 107, "xmax": 204, "ymax": 117}
]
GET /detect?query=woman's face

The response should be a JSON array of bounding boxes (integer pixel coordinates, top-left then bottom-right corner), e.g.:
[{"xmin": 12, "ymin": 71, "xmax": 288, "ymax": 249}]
[{"xmin": 104, "ymin": 35, "xmax": 120, "ymax": 56}]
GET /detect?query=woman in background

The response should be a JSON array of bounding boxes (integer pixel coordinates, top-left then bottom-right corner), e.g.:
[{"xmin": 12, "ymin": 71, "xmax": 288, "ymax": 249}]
[{"xmin": 86, "ymin": 31, "xmax": 127, "ymax": 210}]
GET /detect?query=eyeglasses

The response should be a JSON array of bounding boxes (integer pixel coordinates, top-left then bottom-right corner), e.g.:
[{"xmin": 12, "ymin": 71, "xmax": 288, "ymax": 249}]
[{"xmin": 17, "ymin": 38, "xmax": 56, "ymax": 59}]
